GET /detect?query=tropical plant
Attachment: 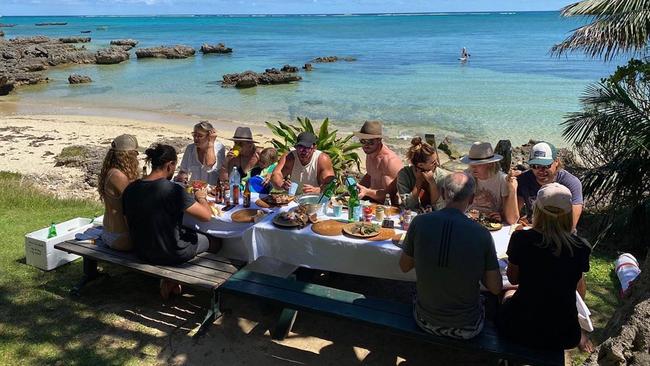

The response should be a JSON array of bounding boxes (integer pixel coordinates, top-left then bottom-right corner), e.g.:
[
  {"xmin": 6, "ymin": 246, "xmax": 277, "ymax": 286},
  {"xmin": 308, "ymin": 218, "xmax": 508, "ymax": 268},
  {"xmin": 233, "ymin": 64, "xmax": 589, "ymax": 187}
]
[
  {"xmin": 552, "ymin": 0, "xmax": 650, "ymax": 61},
  {"xmin": 562, "ymin": 59, "xmax": 650, "ymax": 246},
  {"xmin": 265, "ymin": 117, "xmax": 362, "ymax": 186}
]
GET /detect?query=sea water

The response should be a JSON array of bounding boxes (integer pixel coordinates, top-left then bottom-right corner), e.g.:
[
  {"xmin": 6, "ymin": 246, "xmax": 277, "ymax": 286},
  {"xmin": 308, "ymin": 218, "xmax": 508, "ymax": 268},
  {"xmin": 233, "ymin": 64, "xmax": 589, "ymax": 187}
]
[{"xmin": 1, "ymin": 12, "xmax": 618, "ymax": 146}]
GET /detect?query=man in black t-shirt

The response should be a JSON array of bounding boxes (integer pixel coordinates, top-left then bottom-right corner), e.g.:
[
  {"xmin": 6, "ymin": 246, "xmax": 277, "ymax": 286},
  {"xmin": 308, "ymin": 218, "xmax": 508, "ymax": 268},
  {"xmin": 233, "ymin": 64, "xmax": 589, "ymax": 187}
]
[{"xmin": 122, "ymin": 144, "xmax": 218, "ymax": 297}]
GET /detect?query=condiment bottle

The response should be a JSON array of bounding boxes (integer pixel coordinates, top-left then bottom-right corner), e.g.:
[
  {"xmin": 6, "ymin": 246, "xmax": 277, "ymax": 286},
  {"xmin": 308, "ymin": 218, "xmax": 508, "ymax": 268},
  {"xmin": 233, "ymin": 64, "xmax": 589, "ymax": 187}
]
[
  {"xmin": 243, "ymin": 180, "xmax": 251, "ymax": 208},
  {"xmin": 375, "ymin": 205, "xmax": 385, "ymax": 222}
]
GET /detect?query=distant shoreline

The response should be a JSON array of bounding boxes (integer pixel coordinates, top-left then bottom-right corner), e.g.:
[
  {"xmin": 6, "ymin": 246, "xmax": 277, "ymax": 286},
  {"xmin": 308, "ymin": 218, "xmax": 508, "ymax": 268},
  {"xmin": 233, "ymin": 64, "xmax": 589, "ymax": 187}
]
[{"xmin": 2, "ymin": 11, "xmax": 558, "ymax": 18}]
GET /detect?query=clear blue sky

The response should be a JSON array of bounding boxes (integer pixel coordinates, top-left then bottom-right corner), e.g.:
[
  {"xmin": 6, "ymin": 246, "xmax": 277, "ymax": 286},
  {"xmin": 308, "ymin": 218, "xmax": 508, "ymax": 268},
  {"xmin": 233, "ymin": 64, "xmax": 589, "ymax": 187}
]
[{"xmin": 2, "ymin": 0, "xmax": 575, "ymax": 16}]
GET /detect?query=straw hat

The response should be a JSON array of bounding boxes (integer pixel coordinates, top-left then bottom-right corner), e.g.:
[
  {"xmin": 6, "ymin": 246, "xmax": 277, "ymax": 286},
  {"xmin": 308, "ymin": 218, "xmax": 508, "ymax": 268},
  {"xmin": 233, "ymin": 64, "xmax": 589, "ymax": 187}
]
[
  {"xmin": 460, "ymin": 142, "xmax": 503, "ymax": 165},
  {"xmin": 353, "ymin": 120, "xmax": 383, "ymax": 139},
  {"xmin": 228, "ymin": 127, "xmax": 258, "ymax": 143}
]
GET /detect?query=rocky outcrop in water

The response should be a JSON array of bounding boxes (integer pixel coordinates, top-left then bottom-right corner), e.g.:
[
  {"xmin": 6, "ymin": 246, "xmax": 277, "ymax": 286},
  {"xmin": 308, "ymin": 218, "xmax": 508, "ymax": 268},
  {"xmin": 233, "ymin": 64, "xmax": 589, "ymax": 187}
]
[
  {"xmin": 303, "ymin": 63, "xmax": 313, "ymax": 71},
  {"xmin": 68, "ymin": 74, "xmax": 92, "ymax": 84},
  {"xmin": 110, "ymin": 39, "xmax": 138, "ymax": 50},
  {"xmin": 35, "ymin": 22, "xmax": 67, "ymax": 26},
  {"xmin": 0, "ymin": 30, "xmax": 4, "ymax": 38},
  {"xmin": 135, "ymin": 45, "xmax": 195, "ymax": 59},
  {"xmin": 200, "ymin": 43, "xmax": 232, "ymax": 54},
  {"xmin": 281, "ymin": 64, "xmax": 299, "ymax": 73},
  {"xmin": 59, "ymin": 37, "xmax": 91, "ymax": 43},
  {"xmin": 95, "ymin": 46, "xmax": 129, "ymax": 64},
  {"xmin": 222, "ymin": 68, "xmax": 302, "ymax": 88},
  {"xmin": 0, "ymin": 24, "xmax": 16, "ymax": 28},
  {"xmin": 311, "ymin": 56, "xmax": 357, "ymax": 63}
]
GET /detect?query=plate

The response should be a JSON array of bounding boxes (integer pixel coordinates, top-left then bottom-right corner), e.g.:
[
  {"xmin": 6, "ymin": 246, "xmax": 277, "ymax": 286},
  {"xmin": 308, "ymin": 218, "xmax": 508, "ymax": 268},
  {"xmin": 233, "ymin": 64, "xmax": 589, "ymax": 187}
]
[
  {"xmin": 260, "ymin": 193, "xmax": 295, "ymax": 207},
  {"xmin": 272, "ymin": 212, "xmax": 307, "ymax": 228},
  {"xmin": 231, "ymin": 208, "xmax": 263, "ymax": 223},
  {"xmin": 342, "ymin": 222, "xmax": 380, "ymax": 238},
  {"xmin": 367, "ymin": 228, "xmax": 396, "ymax": 242},
  {"xmin": 484, "ymin": 222, "xmax": 503, "ymax": 231}
]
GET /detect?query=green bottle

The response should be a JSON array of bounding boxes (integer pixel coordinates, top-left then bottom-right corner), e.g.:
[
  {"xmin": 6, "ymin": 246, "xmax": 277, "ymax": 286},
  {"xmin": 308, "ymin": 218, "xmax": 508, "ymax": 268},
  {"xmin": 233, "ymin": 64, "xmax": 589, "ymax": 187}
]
[
  {"xmin": 318, "ymin": 177, "xmax": 337, "ymax": 204},
  {"xmin": 345, "ymin": 177, "xmax": 360, "ymax": 222},
  {"xmin": 47, "ymin": 222, "xmax": 57, "ymax": 239}
]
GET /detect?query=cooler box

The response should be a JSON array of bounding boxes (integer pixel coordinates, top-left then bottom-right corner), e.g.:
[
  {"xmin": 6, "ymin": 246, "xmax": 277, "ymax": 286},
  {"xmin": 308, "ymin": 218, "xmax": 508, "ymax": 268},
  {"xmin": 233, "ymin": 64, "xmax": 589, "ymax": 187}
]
[{"xmin": 24, "ymin": 217, "xmax": 95, "ymax": 271}]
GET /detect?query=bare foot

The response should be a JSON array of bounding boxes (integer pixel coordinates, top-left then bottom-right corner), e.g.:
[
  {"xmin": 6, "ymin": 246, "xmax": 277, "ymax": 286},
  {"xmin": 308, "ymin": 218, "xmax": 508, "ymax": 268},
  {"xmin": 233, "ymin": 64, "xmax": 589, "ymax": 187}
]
[{"xmin": 579, "ymin": 331, "xmax": 594, "ymax": 353}]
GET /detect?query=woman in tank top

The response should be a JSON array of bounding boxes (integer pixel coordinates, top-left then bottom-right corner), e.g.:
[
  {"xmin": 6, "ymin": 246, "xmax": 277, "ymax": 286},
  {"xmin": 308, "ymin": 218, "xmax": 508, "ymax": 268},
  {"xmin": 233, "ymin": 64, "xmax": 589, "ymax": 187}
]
[{"xmin": 98, "ymin": 134, "xmax": 140, "ymax": 251}]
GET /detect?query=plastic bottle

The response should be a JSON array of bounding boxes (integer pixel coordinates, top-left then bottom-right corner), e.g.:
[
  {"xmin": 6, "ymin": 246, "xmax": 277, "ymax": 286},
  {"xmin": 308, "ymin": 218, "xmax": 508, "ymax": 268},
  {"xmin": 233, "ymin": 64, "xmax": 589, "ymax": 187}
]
[
  {"xmin": 47, "ymin": 222, "xmax": 57, "ymax": 239},
  {"xmin": 615, "ymin": 253, "xmax": 641, "ymax": 298},
  {"xmin": 230, "ymin": 166, "xmax": 241, "ymax": 205},
  {"xmin": 345, "ymin": 177, "xmax": 360, "ymax": 222}
]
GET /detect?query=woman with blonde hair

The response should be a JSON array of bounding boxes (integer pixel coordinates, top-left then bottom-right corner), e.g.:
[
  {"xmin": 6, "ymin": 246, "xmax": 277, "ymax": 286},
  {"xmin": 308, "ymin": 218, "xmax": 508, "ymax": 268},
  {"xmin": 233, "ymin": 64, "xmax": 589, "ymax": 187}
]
[
  {"xmin": 98, "ymin": 134, "xmax": 140, "ymax": 251},
  {"xmin": 498, "ymin": 183, "xmax": 591, "ymax": 351},
  {"xmin": 460, "ymin": 141, "xmax": 518, "ymax": 224},
  {"xmin": 175, "ymin": 121, "xmax": 226, "ymax": 185},
  {"xmin": 396, "ymin": 137, "xmax": 447, "ymax": 211}
]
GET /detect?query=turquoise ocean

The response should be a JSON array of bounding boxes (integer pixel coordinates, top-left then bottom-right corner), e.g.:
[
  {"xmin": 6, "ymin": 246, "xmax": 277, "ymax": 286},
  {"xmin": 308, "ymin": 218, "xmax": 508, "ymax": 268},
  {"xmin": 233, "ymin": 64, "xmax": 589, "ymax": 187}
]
[{"xmin": 1, "ymin": 12, "xmax": 616, "ymax": 146}]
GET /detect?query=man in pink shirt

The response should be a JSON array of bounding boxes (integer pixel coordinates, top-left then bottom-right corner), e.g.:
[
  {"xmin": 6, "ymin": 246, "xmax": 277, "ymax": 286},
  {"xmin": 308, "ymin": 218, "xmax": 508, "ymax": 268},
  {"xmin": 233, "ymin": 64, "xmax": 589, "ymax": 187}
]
[{"xmin": 354, "ymin": 120, "xmax": 404, "ymax": 204}]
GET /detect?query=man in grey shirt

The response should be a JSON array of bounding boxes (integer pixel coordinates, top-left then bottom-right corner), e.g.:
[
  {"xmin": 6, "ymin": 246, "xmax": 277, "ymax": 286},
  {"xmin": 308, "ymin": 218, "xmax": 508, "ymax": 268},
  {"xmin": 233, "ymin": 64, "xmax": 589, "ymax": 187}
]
[{"xmin": 399, "ymin": 172, "xmax": 502, "ymax": 339}]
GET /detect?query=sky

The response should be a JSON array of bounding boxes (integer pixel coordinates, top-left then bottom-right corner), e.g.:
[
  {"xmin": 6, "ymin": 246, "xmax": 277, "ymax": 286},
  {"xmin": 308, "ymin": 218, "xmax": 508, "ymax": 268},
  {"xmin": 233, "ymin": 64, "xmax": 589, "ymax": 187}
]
[{"xmin": 2, "ymin": 0, "xmax": 575, "ymax": 16}]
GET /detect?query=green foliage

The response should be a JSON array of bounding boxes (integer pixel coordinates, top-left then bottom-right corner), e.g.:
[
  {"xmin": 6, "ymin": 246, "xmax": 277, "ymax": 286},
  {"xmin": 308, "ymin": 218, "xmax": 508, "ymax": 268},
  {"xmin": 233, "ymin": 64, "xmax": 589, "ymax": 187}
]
[
  {"xmin": 265, "ymin": 117, "xmax": 362, "ymax": 181},
  {"xmin": 562, "ymin": 59, "xmax": 650, "ymax": 251}
]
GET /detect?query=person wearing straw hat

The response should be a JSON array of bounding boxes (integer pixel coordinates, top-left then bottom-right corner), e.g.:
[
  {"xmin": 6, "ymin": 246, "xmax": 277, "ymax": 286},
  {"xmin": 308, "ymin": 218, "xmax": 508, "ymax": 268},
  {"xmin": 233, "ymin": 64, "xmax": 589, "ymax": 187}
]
[
  {"xmin": 175, "ymin": 121, "xmax": 226, "ymax": 186},
  {"xmin": 97, "ymin": 134, "xmax": 140, "ymax": 251},
  {"xmin": 224, "ymin": 126, "xmax": 261, "ymax": 180},
  {"xmin": 461, "ymin": 142, "xmax": 519, "ymax": 225},
  {"xmin": 516, "ymin": 141, "xmax": 583, "ymax": 232},
  {"xmin": 271, "ymin": 131, "xmax": 335, "ymax": 194},
  {"xmin": 498, "ymin": 182, "xmax": 591, "ymax": 351},
  {"xmin": 354, "ymin": 120, "xmax": 403, "ymax": 204}
]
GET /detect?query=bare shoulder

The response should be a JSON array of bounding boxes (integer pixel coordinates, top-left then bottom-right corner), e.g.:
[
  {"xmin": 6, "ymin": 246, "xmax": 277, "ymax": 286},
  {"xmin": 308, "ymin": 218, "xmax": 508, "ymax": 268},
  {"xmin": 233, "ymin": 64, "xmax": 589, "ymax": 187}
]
[{"xmin": 318, "ymin": 151, "xmax": 332, "ymax": 163}]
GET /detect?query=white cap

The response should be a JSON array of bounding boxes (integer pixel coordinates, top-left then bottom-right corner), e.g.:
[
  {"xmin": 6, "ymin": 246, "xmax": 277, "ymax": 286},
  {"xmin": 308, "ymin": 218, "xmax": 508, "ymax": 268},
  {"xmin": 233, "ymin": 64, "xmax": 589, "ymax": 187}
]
[{"xmin": 535, "ymin": 183, "xmax": 572, "ymax": 216}]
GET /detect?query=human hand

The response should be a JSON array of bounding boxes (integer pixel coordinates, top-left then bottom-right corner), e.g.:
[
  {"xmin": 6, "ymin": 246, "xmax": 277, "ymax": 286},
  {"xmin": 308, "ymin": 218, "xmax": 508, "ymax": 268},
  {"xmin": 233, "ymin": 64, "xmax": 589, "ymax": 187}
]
[
  {"xmin": 356, "ymin": 183, "xmax": 369, "ymax": 199},
  {"xmin": 174, "ymin": 171, "xmax": 189, "ymax": 185},
  {"xmin": 208, "ymin": 130, "xmax": 217, "ymax": 144},
  {"xmin": 194, "ymin": 187, "xmax": 208, "ymax": 201},
  {"xmin": 422, "ymin": 170, "xmax": 436, "ymax": 185},
  {"xmin": 282, "ymin": 178, "xmax": 292, "ymax": 191},
  {"xmin": 506, "ymin": 170, "xmax": 518, "ymax": 193},
  {"xmin": 488, "ymin": 212, "xmax": 502, "ymax": 222},
  {"xmin": 302, "ymin": 184, "xmax": 320, "ymax": 194}
]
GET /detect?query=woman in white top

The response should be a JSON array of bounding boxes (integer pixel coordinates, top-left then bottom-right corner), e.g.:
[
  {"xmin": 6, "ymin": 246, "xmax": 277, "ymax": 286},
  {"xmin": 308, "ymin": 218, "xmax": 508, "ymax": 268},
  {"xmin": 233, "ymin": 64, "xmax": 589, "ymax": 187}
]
[
  {"xmin": 460, "ymin": 141, "xmax": 519, "ymax": 225},
  {"xmin": 176, "ymin": 121, "xmax": 226, "ymax": 186}
]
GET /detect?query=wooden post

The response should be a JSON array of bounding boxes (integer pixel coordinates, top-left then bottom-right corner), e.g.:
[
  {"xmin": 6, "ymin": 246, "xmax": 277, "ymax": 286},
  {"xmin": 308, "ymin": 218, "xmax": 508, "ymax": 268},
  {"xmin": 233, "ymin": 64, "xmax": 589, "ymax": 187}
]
[{"xmin": 494, "ymin": 140, "xmax": 512, "ymax": 173}]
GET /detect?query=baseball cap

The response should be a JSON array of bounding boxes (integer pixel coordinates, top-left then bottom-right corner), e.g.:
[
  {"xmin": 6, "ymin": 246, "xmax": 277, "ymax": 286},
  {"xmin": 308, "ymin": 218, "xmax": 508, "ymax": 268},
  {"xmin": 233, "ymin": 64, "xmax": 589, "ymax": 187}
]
[
  {"xmin": 528, "ymin": 142, "xmax": 557, "ymax": 165},
  {"xmin": 111, "ymin": 134, "xmax": 138, "ymax": 151},
  {"xmin": 295, "ymin": 131, "xmax": 317, "ymax": 147},
  {"xmin": 535, "ymin": 182, "xmax": 572, "ymax": 216}
]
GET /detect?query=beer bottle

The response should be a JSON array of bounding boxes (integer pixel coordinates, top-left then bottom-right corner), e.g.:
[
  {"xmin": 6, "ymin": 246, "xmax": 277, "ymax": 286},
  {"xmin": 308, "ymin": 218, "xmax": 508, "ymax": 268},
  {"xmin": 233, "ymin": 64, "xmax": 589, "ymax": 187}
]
[{"xmin": 243, "ymin": 180, "xmax": 251, "ymax": 208}]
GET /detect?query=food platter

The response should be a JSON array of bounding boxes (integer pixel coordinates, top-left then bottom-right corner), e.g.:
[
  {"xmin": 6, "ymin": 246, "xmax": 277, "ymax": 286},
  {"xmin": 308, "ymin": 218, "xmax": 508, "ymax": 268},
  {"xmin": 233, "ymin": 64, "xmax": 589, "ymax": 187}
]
[
  {"xmin": 468, "ymin": 210, "xmax": 503, "ymax": 231},
  {"xmin": 258, "ymin": 193, "xmax": 295, "ymax": 207},
  {"xmin": 272, "ymin": 210, "xmax": 308, "ymax": 228},
  {"xmin": 342, "ymin": 222, "xmax": 381, "ymax": 238},
  {"xmin": 231, "ymin": 208, "xmax": 265, "ymax": 223}
]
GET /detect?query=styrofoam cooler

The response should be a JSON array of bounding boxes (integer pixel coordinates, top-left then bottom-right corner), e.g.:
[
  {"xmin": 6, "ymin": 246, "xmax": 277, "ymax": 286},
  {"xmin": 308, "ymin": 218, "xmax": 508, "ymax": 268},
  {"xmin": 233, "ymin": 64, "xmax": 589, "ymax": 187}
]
[{"xmin": 24, "ymin": 217, "xmax": 95, "ymax": 271}]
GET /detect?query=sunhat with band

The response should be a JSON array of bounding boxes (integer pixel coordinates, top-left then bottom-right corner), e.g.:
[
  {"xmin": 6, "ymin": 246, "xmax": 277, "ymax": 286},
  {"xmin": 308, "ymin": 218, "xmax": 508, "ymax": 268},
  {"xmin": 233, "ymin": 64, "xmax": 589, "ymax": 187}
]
[
  {"xmin": 535, "ymin": 182, "xmax": 572, "ymax": 216},
  {"xmin": 460, "ymin": 142, "xmax": 503, "ymax": 165},
  {"xmin": 353, "ymin": 120, "xmax": 383, "ymax": 140},
  {"xmin": 228, "ymin": 127, "xmax": 259, "ymax": 143}
]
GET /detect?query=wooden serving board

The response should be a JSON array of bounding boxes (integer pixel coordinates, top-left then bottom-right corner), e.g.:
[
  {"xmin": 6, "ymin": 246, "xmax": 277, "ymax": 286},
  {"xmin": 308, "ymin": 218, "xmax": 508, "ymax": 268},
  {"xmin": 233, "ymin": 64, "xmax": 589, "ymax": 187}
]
[
  {"xmin": 255, "ymin": 198, "xmax": 271, "ymax": 209},
  {"xmin": 231, "ymin": 209, "xmax": 261, "ymax": 223},
  {"xmin": 311, "ymin": 220, "xmax": 347, "ymax": 236},
  {"xmin": 367, "ymin": 228, "xmax": 396, "ymax": 242}
]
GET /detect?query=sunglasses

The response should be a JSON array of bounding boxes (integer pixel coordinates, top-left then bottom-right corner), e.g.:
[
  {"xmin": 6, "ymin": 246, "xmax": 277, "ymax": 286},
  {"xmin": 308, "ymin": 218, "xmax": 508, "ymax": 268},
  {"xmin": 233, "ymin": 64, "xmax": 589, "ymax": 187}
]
[
  {"xmin": 295, "ymin": 145, "xmax": 313, "ymax": 151},
  {"xmin": 360, "ymin": 139, "xmax": 379, "ymax": 146},
  {"xmin": 530, "ymin": 163, "xmax": 552, "ymax": 170}
]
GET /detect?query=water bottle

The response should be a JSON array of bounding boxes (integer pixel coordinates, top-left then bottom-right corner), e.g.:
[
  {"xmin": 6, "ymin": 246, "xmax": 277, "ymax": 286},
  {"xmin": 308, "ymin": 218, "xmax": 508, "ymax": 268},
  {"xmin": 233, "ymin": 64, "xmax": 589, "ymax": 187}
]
[
  {"xmin": 47, "ymin": 222, "xmax": 57, "ymax": 239},
  {"xmin": 230, "ymin": 166, "xmax": 241, "ymax": 205},
  {"xmin": 615, "ymin": 253, "xmax": 641, "ymax": 298}
]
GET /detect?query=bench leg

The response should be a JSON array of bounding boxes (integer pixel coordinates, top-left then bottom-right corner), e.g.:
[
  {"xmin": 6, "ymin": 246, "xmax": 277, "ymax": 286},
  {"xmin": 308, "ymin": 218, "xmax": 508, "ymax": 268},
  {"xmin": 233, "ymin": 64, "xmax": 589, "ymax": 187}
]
[
  {"xmin": 271, "ymin": 308, "xmax": 298, "ymax": 340},
  {"xmin": 70, "ymin": 257, "xmax": 108, "ymax": 297},
  {"xmin": 192, "ymin": 289, "xmax": 222, "ymax": 337}
]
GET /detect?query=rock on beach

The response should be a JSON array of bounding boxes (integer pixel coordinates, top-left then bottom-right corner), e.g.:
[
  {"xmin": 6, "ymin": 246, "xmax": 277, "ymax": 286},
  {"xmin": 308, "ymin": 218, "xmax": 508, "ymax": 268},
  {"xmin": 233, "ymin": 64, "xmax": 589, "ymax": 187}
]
[
  {"xmin": 110, "ymin": 39, "xmax": 139, "ymax": 47},
  {"xmin": 95, "ymin": 47, "xmax": 130, "ymax": 64},
  {"xmin": 135, "ymin": 45, "xmax": 195, "ymax": 59},
  {"xmin": 200, "ymin": 43, "xmax": 232, "ymax": 54},
  {"xmin": 68, "ymin": 74, "xmax": 92, "ymax": 84},
  {"xmin": 222, "ymin": 68, "xmax": 302, "ymax": 88},
  {"xmin": 59, "ymin": 37, "xmax": 91, "ymax": 43},
  {"xmin": 311, "ymin": 56, "xmax": 357, "ymax": 63}
]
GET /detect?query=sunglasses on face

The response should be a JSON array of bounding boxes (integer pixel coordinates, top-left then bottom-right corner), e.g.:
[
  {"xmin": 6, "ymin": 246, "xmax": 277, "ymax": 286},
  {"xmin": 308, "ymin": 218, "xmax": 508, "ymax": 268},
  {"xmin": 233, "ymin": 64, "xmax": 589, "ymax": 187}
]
[
  {"xmin": 192, "ymin": 132, "xmax": 208, "ymax": 138},
  {"xmin": 531, "ymin": 163, "xmax": 552, "ymax": 170},
  {"xmin": 360, "ymin": 139, "xmax": 378, "ymax": 146},
  {"xmin": 295, "ymin": 145, "xmax": 313, "ymax": 151}
]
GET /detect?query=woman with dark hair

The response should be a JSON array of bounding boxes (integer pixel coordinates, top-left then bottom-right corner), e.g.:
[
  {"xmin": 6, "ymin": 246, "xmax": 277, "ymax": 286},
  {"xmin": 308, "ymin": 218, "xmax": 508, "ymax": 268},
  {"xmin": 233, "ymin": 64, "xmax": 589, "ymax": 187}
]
[
  {"xmin": 175, "ymin": 121, "xmax": 226, "ymax": 185},
  {"xmin": 498, "ymin": 183, "xmax": 591, "ymax": 351},
  {"xmin": 396, "ymin": 137, "xmax": 447, "ymax": 211},
  {"xmin": 122, "ymin": 144, "xmax": 221, "ymax": 298},
  {"xmin": 98, "ymin": 134, "xmax": 140, "ymax": 251}
]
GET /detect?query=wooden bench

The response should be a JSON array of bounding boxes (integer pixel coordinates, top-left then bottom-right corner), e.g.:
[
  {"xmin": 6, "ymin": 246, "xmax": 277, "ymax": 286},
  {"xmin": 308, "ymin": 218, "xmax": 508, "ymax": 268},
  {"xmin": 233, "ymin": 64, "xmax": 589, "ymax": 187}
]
[
  {"xmin": 55, "ymin": 240, "xmax": 243, "ymax": 335},
  {"xmin": 220, "ymin": 270, "xmax": 564, "ymax": 366}
]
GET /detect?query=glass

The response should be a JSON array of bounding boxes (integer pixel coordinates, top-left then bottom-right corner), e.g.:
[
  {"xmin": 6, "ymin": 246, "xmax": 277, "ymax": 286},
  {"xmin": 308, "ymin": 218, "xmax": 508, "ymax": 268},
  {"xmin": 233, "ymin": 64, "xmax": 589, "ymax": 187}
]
[
  {"xmin": 530, "ymin": 164, "xmax": 552, "ymax": 170},
  {"xmin": 359, "ymin": 139, "xmax": 378, "ymax": 146}
]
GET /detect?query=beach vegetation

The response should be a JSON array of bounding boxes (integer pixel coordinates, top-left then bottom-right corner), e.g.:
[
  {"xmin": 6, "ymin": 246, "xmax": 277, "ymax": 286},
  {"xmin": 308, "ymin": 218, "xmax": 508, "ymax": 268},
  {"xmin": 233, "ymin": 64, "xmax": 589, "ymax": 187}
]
[
  {"xmin": 265, "ymin": 117, "xmax": 362, "ymax": 182},
  {"xmin": 563, "ymin": 59, "xmax": 650, "ymax": 253},
  {"xmin": 552, "ymin": 0, "xmax": 650, "ymax": 61}
]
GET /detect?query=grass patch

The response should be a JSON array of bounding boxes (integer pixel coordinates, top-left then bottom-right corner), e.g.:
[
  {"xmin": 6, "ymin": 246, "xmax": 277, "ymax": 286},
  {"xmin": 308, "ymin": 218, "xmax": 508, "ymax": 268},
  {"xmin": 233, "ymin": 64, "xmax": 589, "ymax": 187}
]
[
  {"xmin": 57, "ymin": 146, "xmax": 89, "ymax": 160},
  {"xmin": 0, "ymin": 171, "xmax": 623, "ymax": 365}
]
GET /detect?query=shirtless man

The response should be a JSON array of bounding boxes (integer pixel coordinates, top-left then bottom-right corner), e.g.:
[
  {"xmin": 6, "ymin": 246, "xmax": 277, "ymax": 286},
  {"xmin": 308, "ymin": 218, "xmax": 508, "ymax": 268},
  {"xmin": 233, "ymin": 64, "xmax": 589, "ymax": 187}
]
[
  {"xmin": 270, "ymin": 131, "xmax": 335, "ymax": 194},
  {"xmin": 354, "ymin": 120, "xmax": 403, "ymax": 203}
]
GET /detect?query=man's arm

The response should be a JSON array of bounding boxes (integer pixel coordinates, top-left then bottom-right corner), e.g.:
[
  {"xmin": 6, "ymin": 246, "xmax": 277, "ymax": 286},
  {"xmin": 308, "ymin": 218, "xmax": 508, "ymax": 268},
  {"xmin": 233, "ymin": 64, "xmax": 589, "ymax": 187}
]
[
  {"xmin": 506, "ymin": 262, "xmax": 520, "ymax": 285},
  {"xmin": 572, "ymin": 204, "xmax": 583, "ymax": 232},
  {"xmin": 185, "ymin": 188, "xmax": 212, "ymax": 222},
  {"xmin": 271, "ymin": 152, "xmax": 292, "ymax": 190},
  {"xmin": 399, "ymin": 252, "xmax": 415, "ymax": 273},
  {"xmin": 482, "ymin": 270, "xmax": 503, "ymax": 295}
]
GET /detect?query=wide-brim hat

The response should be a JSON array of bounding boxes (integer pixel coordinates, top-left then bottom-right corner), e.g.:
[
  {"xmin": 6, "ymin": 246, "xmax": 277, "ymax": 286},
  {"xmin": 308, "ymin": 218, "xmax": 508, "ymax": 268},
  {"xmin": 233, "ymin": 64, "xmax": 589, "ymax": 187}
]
[
  {"xmin": 353, "ymin": 120, "xmax": 383, "ymax": 139},
  {"xmin": 460, "ymin": 141, "xmax": 503, "ymax": 165},
  {"xmin": 228, "ymin": 127, "xmax": 258, "ymax": 143}
]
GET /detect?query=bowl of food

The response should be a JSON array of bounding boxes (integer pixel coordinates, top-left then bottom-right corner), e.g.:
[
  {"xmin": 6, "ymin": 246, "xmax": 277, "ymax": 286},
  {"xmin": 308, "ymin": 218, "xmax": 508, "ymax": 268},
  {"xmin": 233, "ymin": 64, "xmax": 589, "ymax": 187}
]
[{"xmin": 296, "ymin": 194, "xmax": 325, "ymax": 215}]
